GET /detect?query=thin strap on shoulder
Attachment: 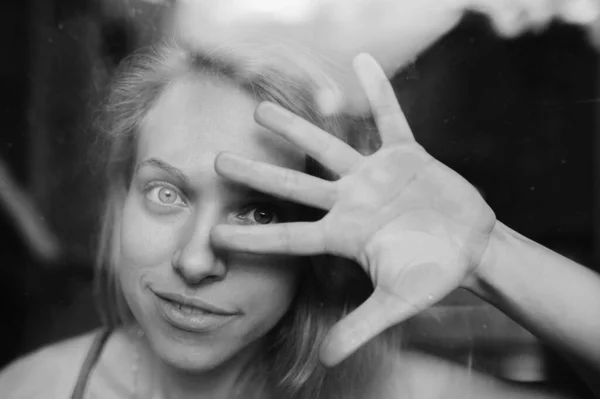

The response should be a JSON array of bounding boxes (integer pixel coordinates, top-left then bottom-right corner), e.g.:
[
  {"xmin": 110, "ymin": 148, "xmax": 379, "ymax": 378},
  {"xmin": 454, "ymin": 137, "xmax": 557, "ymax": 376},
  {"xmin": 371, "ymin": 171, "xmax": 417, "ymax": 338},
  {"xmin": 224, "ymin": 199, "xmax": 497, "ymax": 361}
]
[{"xmin": 70, "ymin": 329, "xmax": 112, "ymax": 399}]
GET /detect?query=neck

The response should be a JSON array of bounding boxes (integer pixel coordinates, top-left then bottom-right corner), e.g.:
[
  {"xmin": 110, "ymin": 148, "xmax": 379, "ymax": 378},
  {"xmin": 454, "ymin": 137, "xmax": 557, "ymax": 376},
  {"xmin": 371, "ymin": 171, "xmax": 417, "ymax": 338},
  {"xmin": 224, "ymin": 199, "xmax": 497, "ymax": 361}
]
[{"xmin": 130, "ymin": 329, "xmax": 267, "ymax": 399}]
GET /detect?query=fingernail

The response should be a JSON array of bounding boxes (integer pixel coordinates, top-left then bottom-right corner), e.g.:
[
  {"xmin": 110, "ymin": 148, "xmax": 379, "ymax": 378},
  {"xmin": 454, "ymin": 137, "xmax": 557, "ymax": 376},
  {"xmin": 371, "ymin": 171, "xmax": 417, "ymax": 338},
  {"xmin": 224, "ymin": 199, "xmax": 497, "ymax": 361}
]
[
  {"xmin": 256, "ymin": 102, "xmax": 294, "ymax": 126},
  {"xmin": 353, "ymin": 53, "xmax": 371, "ymax": 71},
  {"xmin": 215, "ymin": 152, "xmax": 245, "ymax": 174},
  {"xmin": 319, "ymin": 341, "xmax": 335, "ymax": 367},
  {"xmin": 316, "ymin": 88, "xmax": 344, "ymax": 116}
]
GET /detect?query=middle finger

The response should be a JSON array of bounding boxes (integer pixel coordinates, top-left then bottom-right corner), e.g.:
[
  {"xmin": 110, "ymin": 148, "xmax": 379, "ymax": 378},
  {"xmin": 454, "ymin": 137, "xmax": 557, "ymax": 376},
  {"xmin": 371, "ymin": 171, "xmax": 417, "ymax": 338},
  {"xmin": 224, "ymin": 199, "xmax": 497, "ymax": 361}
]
[
  {"xmin": 254, "ymin": 101, "xmax": 363, "ymax": 176},
  {"xmin": 215, "ymin": 152, "xmax": 337, "ymax": 210}
]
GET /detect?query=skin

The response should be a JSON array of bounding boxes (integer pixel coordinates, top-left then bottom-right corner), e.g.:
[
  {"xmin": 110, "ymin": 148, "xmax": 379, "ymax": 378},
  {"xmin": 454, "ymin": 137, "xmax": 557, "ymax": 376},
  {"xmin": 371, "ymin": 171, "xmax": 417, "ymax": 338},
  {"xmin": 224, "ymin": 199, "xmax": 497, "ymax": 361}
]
[
  {"xmin": 211, "ymin": 53, "xmax": 600, "ymax": 397},
  {"xmin": 105, "ymin": 51, "xmax": 599, "ymax": 399},
  {"xmin": 117, "ymin": 71, "xmax": 305, "ymax": 398},
  {"xmin": 211, "ymin": 54, "xmax": 497, "ymax": 366},
  {"xmin": 0, "ymin": 51, "xmax": 597, "ymax": 399}
]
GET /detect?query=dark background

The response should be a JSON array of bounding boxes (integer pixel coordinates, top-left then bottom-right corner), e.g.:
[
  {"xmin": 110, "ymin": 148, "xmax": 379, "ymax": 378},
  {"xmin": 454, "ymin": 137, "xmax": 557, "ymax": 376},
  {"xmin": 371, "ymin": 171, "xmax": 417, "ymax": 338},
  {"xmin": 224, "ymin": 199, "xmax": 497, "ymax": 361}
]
[{"xmin": 0, "ymin": 0, "xmax": 597, "ymax": 395}]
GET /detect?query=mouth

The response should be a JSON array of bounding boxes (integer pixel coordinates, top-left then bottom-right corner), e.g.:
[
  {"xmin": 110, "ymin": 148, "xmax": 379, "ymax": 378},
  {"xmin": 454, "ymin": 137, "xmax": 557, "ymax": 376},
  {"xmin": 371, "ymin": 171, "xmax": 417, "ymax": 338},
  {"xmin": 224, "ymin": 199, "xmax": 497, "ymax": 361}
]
[
  {"xmin": 152, "ymin": 290, "xmax": 239, "ymax": 316},
  {"xmin": 151, "ymin": 289, "xmax": 240, "ymax": 333}
]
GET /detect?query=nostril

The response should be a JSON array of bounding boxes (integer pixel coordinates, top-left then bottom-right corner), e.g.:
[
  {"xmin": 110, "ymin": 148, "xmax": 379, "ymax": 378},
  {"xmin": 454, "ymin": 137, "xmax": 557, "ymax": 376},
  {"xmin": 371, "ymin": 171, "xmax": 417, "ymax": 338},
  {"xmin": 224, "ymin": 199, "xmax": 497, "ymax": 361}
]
[{"xmin": 171, "ymin": 246, "xmax": 227, "ymax": 285}]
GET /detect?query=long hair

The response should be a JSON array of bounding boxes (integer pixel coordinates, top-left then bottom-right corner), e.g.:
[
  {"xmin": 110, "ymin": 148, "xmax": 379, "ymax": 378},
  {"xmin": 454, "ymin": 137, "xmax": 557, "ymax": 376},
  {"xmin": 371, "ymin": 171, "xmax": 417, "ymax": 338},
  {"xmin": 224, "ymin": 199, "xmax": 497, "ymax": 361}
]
[{"xmin": 94, "ymin": 38, "xmax": 400, "ymax": 398}]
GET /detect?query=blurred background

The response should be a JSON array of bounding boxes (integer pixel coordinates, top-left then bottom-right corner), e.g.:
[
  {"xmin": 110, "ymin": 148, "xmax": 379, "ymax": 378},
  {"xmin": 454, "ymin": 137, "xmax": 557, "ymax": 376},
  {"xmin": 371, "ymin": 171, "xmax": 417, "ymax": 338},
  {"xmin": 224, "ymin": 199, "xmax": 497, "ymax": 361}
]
[{"xmin": 0, "ymin": 0, "xmax": 597, "ymax": 397}]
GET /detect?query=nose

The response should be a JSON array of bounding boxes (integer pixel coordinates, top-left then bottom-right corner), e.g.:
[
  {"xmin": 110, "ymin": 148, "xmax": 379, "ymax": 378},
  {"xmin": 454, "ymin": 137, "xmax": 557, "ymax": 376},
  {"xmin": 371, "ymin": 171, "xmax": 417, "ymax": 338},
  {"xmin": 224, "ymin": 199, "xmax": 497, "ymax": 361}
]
[{"xmin": 171, "ymin": 207, "xmax": 226, "ymax": 285}]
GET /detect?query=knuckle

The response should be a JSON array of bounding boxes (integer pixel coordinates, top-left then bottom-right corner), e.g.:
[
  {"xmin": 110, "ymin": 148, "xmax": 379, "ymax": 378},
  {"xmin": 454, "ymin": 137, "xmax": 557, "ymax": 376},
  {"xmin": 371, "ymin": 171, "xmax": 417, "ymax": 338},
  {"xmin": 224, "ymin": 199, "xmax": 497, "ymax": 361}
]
[
  {"xmin": 314, "ymin": 134, "xmax": 334, "ymax": 160},
  {"xmin": 281, "ymin": 170, "xmax": 297, "ymax": 196}
]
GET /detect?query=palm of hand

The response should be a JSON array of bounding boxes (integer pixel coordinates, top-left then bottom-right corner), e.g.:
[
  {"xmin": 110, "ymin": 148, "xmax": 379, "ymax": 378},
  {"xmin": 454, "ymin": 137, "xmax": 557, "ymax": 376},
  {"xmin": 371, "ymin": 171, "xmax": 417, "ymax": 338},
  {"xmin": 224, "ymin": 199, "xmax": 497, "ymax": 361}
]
[
  {"xmin": 318, "ymin": 143, "xmax": 494, "ymax": 360},
  {"xmin": 212, "ymin": 54, "xmax": 496, "ymax": 366},
  {"xmin": 325, "ymin": 144, "xmax": 494, "ymax": 277}
]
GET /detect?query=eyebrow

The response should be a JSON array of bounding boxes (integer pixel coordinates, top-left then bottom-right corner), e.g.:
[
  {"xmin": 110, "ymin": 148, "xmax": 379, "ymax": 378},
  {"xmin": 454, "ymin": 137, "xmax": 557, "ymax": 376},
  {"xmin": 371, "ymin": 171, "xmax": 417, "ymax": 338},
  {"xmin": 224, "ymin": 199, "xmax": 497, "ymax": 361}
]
[{"xmin": 135, "ymin": 158, "xmax": 191, "ymax": 186}]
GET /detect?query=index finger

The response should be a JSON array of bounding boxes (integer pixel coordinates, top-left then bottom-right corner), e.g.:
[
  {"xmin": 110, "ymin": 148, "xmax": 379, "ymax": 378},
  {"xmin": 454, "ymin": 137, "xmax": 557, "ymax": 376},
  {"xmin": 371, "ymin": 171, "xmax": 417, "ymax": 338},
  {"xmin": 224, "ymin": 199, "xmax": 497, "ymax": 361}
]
[
  {"xmin": 353, "ymin": 53, "xmax": 415, "ymax": 146},
  {"xmin": 210, "ymin": 222, "xmax": 326, "ymax": 255}
]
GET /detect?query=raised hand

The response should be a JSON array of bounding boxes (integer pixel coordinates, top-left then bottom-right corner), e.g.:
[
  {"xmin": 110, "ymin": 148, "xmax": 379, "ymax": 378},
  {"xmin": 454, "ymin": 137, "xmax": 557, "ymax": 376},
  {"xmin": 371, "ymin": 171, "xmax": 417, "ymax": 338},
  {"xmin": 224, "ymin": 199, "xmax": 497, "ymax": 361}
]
[{"xmin": 211, "ymin": 53, "xmax": 496, "ymax": 367}]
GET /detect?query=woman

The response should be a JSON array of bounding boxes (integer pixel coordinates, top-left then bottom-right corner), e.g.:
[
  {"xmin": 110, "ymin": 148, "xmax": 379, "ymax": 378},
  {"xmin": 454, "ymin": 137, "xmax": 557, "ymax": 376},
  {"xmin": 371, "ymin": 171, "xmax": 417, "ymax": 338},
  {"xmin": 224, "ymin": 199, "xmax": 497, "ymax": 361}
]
[{"xmin": 0, "ymin": 39, "xmax": 598, "ymax": 399}]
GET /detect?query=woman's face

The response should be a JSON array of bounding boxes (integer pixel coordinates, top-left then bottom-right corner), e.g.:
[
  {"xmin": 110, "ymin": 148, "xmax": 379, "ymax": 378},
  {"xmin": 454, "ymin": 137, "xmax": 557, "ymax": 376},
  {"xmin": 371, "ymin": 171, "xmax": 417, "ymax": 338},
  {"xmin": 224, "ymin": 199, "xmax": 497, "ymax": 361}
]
[{"xmin": 118, "ymin": 72, "xmax": 305, "ymax": 371}]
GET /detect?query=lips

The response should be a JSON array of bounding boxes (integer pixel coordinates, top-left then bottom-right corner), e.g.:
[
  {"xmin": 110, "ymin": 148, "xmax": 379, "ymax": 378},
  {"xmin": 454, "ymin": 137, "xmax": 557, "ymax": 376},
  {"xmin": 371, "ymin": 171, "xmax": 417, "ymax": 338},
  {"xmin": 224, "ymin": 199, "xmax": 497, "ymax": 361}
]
[
  {"xmin": 152, "ymin": 289, "xmax": 240, "ymax": 333},
  {"xmin": 152, "ymin": 290, "xmax": 239, "ymax": 316}
]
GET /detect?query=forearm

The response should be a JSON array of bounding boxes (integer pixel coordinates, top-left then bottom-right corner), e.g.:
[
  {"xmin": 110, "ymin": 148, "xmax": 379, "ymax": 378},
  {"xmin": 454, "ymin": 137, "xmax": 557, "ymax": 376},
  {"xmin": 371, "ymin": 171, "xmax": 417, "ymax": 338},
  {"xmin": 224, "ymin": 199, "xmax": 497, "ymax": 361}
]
[{"xmin": 465, "ymin": 221, "xmax": 600, "ymax": 393}]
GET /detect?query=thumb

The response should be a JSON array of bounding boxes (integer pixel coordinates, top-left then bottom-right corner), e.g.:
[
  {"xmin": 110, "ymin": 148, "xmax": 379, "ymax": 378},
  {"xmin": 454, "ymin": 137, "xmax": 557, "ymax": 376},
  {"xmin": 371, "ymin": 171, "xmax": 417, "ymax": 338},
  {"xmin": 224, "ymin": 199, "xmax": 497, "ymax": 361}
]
[
  {"xmin": 319, "ymin": 260, "xmax": 462, "ymax": 367},
  {"xmin": 318, "ymin": 286, "xmax": 427, "ymax": 367}
]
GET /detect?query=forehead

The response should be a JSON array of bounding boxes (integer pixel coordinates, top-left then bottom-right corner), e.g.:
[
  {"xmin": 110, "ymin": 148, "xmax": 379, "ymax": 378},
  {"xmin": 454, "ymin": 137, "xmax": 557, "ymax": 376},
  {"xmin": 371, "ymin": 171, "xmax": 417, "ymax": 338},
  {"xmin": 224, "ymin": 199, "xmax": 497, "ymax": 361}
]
[{"xmin": 137, "ymin": 72, "xmax": 305, "ymax": 173}]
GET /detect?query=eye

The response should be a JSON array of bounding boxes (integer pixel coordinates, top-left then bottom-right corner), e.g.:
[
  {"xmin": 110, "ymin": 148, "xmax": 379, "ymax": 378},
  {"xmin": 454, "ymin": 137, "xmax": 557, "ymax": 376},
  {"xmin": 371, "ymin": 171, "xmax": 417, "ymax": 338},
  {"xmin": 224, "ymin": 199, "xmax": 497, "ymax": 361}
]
[
  {"xmin": 144, "ymin": 183, "xmax": 187, "ymax": 209},
  {"xmin": 239, "ymin": 205, "xmax": 281, "ymax": 225}
]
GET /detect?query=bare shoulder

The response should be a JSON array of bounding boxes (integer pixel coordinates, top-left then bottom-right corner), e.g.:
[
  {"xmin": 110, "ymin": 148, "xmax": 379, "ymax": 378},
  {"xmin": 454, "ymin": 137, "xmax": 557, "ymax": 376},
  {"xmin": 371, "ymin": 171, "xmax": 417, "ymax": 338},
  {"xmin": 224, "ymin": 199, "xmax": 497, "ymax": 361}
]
[
  {"xmin": 0, "ymin": 330, "xmax": 101, "ymax": 399},
  {"xmin": 380, "ymin": 350, "xmax": 574, "ymax": 399}
]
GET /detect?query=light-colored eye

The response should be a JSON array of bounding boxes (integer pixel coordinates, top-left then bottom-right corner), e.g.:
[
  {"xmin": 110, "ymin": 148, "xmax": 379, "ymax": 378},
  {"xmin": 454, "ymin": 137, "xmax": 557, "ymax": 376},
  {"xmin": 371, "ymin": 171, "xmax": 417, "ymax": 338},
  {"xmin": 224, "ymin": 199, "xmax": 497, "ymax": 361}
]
[{"xmin": 145, "ymin": 183, "xmax": 187, "ymax": 209}]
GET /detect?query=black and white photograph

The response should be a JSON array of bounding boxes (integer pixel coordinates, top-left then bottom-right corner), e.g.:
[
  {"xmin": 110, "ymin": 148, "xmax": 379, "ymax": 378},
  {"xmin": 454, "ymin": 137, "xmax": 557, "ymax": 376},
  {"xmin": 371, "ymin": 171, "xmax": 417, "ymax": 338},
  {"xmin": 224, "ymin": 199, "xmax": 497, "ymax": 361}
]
[{"xmin": 0, "ymin": 0, "xmax": 598, "ymax": 398}]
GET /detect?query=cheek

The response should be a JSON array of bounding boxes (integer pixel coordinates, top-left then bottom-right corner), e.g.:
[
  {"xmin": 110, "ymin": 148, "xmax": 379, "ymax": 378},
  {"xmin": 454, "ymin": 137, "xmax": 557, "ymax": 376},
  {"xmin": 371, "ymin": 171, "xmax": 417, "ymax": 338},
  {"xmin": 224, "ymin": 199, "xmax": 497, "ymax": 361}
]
[
  {"xmin": 119, "ymin": 194, "xmax": 179, "ymax": 270},
  {"xmin": 117, "ymin": 195, "xmax": 183, "ymax": 309},
  {"xmin": 118, "ymin": 195, "xmax": 185, "ymax": 322},
  {"xmin": 232, "ymin": 255, "xmax": 301, "ymax": 322}
]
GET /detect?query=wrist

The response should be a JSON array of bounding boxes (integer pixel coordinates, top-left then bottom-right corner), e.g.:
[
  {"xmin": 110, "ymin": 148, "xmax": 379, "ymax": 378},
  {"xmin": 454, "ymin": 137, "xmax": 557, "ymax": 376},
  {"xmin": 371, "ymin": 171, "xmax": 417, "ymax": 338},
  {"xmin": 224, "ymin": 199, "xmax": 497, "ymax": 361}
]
[{"xmin": 462, "ymin": 220, "xmax": 511, "ymax": 302}]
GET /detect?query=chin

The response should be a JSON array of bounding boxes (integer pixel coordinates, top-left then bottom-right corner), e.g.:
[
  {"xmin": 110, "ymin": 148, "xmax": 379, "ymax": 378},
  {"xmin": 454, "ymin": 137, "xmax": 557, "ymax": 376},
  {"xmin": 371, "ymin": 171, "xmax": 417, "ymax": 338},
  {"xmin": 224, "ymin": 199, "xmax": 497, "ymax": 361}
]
[
  {"xmin": 157, "ymin": 340, "xmax": 238, "ymax": 372},
  {"xmin": 145, "ymin": 319, "xmax": 262, "ymax": 373}
]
